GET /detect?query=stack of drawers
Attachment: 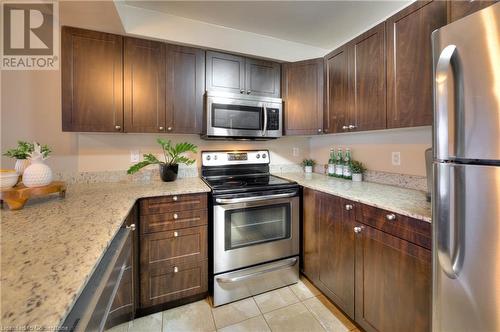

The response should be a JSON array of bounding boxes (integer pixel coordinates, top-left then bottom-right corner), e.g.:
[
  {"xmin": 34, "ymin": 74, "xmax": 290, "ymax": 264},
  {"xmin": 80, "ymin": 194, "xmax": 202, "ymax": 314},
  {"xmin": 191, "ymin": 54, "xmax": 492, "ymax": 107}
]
[{"xmin": 139, "ymin": 193, "xmax": 208, "ymax": 308}]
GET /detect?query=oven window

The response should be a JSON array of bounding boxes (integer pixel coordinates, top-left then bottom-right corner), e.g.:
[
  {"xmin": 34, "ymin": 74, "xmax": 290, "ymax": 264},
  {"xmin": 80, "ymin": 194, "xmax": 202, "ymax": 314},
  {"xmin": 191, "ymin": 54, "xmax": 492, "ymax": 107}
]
[
  {"xmin": 212, "ymin": 103, "xmax": 262, "ymax": 130},
  {"xmin": 225, "ymin": 203, "xmax": 291, "ymax": 250}
]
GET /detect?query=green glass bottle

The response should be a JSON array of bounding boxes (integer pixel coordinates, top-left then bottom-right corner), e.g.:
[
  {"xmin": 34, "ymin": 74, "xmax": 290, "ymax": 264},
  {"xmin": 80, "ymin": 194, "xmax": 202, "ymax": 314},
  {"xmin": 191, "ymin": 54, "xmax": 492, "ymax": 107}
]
[
  {"xmin": 328, "ymin": 148, "xmax": 335, "ymax": 177},
  {"xmin": 335, "ymin": 147, "xmax": 344, "ymax": 178},
  {"xmin": 343, "ymin": 148, "xmax": 352, "ymax": 180}
]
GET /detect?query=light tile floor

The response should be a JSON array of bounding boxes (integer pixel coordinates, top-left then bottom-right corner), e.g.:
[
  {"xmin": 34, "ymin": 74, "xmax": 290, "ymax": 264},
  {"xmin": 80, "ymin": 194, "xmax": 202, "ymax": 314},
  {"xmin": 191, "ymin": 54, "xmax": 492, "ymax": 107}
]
[{"xmin": 107, "ymin": 276, "xmax": 359, "ymax": 332}]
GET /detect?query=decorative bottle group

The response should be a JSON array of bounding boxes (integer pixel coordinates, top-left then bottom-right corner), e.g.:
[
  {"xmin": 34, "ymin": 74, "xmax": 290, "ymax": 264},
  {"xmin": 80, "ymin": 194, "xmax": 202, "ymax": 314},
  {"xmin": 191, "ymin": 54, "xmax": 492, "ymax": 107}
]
[{"xmin": 328, "ymin": 147, "xmax": 352, "ymax": 179}]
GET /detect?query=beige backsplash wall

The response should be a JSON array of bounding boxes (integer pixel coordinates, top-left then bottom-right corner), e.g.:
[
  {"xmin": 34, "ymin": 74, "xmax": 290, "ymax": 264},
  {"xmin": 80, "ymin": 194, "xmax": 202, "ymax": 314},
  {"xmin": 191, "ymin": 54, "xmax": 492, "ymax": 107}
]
[{"xmin": 309, "ymin": 127, "xmax": 432, "ymax": 177}]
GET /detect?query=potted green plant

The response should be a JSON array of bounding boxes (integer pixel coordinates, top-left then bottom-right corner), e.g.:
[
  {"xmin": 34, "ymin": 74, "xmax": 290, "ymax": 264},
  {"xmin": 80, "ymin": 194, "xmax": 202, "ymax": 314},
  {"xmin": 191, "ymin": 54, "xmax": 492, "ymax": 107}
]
[
  {"xmin": 302, "ymin": 159, "xmax": 316, "ymax": 173},
  {"xmin": 3, "ymin": 141, "xmax": 51, "ymax": 175},
  {"xmin": 350, "ymin": 160, "xmax": 366, "ymax": 182},
  {"xmin": 127, "ymin": 139, "xmax": 197, "ymax": 182}
]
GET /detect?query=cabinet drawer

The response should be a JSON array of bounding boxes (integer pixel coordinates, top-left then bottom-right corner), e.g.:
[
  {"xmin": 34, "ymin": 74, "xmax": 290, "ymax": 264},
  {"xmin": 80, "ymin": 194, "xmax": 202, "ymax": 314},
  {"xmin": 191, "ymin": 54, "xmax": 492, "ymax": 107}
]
[
  {"xmin": 356, "ymin": 204, "xmax": 431, "ymax": 250},
  {"xmin": 140, "ymin": 259, "xmax": 208, "ymax": 307},
  {"xmin": 140, "ymin": 193, "xmax": 207, "ymax": 215},
  {"xmin": 141, "ymin": 209, "xmax": 207, "ymax": 234},
  {"xmin": 141, "ymin": 226, "xmax": 207, "ymax": 267}
]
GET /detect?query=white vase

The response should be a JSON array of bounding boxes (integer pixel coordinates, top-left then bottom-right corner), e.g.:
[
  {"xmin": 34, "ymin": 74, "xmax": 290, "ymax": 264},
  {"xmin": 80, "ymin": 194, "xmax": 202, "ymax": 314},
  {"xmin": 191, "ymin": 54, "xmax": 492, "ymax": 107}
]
[
  {"xmin": 304, "ymin": 166, "xmax": 313, "ymax": 173},
  {"xmin": 15, "ymin": 159, "xmax": 30, "ymax": 175},
  {"xmin": 23, "ymin": 159, "xmax": 53, "ymax": 187},
  {"xmin": 352, "ymin": 173, "xmax": 363, "ymax": 182}
]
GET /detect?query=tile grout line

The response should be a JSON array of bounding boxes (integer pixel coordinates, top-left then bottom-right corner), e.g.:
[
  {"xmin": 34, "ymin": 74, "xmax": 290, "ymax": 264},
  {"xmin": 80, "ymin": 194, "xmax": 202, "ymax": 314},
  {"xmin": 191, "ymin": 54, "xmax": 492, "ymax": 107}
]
[{"xmin": 301, "ymin": 297, "xmax": 329, "ymax": 332}]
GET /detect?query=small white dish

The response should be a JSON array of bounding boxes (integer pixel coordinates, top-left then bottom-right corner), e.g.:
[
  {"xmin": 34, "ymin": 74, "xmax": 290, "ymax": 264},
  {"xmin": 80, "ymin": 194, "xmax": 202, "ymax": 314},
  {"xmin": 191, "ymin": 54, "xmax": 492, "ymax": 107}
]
[{"xmin": 0, "ymin": 170, "xmax": 19, "ymax": 189}]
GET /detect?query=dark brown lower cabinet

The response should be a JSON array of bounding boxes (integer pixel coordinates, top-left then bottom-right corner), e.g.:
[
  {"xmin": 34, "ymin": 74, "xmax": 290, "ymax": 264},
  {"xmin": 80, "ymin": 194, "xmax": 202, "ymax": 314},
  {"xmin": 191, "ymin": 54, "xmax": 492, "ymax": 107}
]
[
  {"xmin": 302, "ymin": 188, "xmax": 431, "ymax": 332},
  {"xmin": 354, "ymin": 224, "xmax": 431, "ymax": 332}
]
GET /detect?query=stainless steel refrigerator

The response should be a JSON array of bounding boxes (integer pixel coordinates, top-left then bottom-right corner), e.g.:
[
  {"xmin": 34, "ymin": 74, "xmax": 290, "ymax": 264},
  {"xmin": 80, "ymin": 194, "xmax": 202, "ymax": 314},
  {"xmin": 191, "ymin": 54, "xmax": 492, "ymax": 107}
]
[{"xmin": 432, "ymin": 3, "xmax": 500, "ymax": 331}]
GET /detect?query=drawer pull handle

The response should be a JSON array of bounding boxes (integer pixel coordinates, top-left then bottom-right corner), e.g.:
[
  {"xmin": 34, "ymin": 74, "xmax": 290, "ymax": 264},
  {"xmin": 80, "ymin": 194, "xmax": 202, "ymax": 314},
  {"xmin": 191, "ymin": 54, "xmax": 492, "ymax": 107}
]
[
  {"xmin": 386, "ymin": 213, "xmax": 396, "ymax": 221},
  {"xmin": 354, "ymin": 226, "xmax": 363, "ymax": 233},
  {"xmin": 345, "ymin": 204, "xmax": 353, "ymax": 211},
  {"xmin": 173, "ymin": 231, "xmax": 179, "ymax": 237},
  {"xmin": 173, "ymin": 213, "xmax": 178, "ymax": 219},
  {"xmin": 173, "ymin": 266, "xmax": 179, "ymax": 273},
  {"xmin": 172, "ymin": 196, "xmax": 178, "ymax": 201},
  {"xmin": 126, "ymin": 224, "xmax": 136, "ymax": 231}
]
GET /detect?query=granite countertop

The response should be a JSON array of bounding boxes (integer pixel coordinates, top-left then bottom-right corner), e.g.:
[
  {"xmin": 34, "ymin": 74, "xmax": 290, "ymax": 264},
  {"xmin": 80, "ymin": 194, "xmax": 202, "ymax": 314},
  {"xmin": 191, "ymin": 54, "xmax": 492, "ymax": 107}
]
[
  {"xmin": 0, "ymin": 178, "xmax": 210, "ymax": 329},
  {"xmin": 276, "ymin": 173, "xmax": 431, "ymax": 223}
]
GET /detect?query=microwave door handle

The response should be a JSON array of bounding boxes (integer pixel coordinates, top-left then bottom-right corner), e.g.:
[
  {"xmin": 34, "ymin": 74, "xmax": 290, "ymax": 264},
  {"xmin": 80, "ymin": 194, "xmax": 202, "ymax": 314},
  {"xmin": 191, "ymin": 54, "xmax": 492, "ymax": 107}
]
[{"xmin": 262, "ymin": 105, "xmax": 268, "ymax": 137}]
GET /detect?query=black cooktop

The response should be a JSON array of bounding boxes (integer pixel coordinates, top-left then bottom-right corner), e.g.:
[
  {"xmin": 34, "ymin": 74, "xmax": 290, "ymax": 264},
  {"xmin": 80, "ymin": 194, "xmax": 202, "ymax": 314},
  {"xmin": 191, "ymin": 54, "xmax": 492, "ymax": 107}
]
[{"xmin": 202, "ymin": 174, "xmax": 297, "ymax": 194}]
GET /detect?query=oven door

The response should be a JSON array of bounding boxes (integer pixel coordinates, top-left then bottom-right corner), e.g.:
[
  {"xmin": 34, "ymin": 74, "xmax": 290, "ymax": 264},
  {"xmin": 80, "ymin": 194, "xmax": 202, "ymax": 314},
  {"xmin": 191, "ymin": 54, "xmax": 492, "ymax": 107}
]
[{"xmin": 213, "ymin": 194, "xmax": 299, "ymax": 274}]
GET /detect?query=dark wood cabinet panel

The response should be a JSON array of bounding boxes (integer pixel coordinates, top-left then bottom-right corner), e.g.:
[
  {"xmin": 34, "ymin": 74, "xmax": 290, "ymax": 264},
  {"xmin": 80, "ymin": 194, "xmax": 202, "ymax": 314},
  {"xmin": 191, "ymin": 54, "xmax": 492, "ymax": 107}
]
[
  {"xmin": 141, "ymin": 209, "xmax": 207, "ymax": 234},
  {"xmin": 61, "ymin": 27, "xmax": 123, "ymax": 132},
  {"xmin": 349, "ymin": 23, "xmax": 387, "ymax": 132},
  {"xmin": 448, "ymin": 0, "xmax": 498, "ymax": 22},
  {"xmin": 387, "ymin": 0, "xmax": 447, "ymax": 128},
  {"xmin": 355, "ymin": 225, "xmax": 431, "ymax": 332},
  {"xmin": 282, "ymin": 58, "xmax": 324, "ymax": 135},
  {"xmin": 245, "ymin": 58, "xmax": 280, "ymax": 97},
  {"xmin": 302, "ymin": 188, "xmax": 320, "ymax": 282},
  {"xmin": 123, "ymin": 37, "xmax": 166, "ymax": 133},
  {"xmin": 166, "ymin": 45, "xmax": 205, "ymax": 134},
  {"xmin": 206, "ymin": 51, "xmax": 245, "ymax": 94},
  {"xmin": 140, "ymin": 193, "xmax": 207, "ymax": 215},
  {"xmin": 324, "ymin": 45, "xmax": 349, "ymax": 134},
  {"xmin": 317, "ymin": 194, "xmax": 355, "ymax": 318}
]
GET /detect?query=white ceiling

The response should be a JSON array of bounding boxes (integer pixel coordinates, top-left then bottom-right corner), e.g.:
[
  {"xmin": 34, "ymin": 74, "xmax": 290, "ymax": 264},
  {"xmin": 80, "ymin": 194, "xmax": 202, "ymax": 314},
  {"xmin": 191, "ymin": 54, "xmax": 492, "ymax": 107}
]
[{"xmin": 123, "ymin": 1, "xmax": 412, "ymax": 50}]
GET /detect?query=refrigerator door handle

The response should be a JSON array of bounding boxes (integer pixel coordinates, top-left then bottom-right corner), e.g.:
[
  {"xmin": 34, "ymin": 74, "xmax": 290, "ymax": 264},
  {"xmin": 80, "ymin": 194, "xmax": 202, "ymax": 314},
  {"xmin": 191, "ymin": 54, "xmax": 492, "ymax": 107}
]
[
  {"xmin": 435, "ymin": 163, "xmax": 464, "ymax": 278},
  {"xmin": 435, "ymin": 45, "xmax": 462, "ymax": 161}
]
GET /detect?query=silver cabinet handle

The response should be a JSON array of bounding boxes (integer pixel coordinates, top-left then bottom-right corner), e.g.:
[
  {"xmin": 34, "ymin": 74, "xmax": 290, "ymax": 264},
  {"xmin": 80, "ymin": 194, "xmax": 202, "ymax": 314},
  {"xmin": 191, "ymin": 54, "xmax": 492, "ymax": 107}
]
[
  {"xmin": 354, "ymin": 226, "xmax": 363, "ymax": 233},
  {"xmin": 159, "ymin": 126, "xmax": 164, "ymax": 131},
  {"xmin": 386, "ymin": 213, "xmax": 396, "ymax": 221},
  {"xmin": 167, "ymin": 127, "xmax": 172, "ymax": 131},
  {"xmin": 126, "ymin": 224, "xmax": 136, "ymax": 231},
  {"xmin": 323, "ymin": 129, "xmax": 328, "ymax": 133},
  {"xmin": 215, "ymin": 192, "xmax": 296, "ymax": 204},
  {"xmin": 345, "ymin": 204, "xmax": 353, "ymax": 211},
  {"xmin": 173, "ymin": 231, "xmax": 179, "ymax": 237},
  {"xmin": 115, "ymin": 125, "xmax": 121, "ymax": 130},
  {"xmin": 173, "ymin": 266, "xmax": 178, "ymax": 273},
  {"xmin": 240, "ymin": 89, "xmax": 245, "ymax": 94},
  {"xmin": 246, "ymin": 90, "xmax": 251, "ymax": 94},
  {"xmin": 216, "ymin": 257, "xmax": 298, "ymax": 283},
  {"xmin": 342, "ymin": 125, "xmax": 348, "ymax": 130},
  {"xmin": 173, "ymin": 213, "xmax": 178, "ymax": 220},
  {"xmin": 317, "ymin": 128, "xmax": 322, "ymax": 133},
  {"xmin": 348, "ymin": 125, "xmax": 357, "ymax": 129},
  {"xmin": 172, "ymin": 196, "xmax": 178, "ymax": 201}
]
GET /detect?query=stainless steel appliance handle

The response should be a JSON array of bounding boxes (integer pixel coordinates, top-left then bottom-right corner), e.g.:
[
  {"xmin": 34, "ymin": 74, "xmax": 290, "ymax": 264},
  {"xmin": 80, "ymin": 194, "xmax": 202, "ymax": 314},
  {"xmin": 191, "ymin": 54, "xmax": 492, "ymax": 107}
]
[
  {"xmin": 215, "ymin": 192, "xmax": 296, "ymax": 204},
  {"xmin": 216, "ymin": 257, "xmax": 298, "ymax": 283},
  {"xmin": 435, "ymin": 163, "xmax": 464, "ymax": 278},
  {"xmin": 262, "ymin": 105, "xmax": 268, "ymax": 137},
  {"xmin": 435, "ymin": 44, "xmax": 461, "ymax": 160}
]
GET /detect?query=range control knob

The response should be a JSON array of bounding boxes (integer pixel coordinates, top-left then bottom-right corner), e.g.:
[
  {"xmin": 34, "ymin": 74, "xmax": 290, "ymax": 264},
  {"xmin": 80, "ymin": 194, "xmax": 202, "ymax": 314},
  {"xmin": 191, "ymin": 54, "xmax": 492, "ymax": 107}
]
[
  {"xmin": 206, "ymin": 155, "xmax": 211, "ymax": 161},
  {"xmin": 256, "ymin": 154, "xmax": 261, "ymax": 159},
  {"xmin": 214, "ymin": 155, "xmax": 218, "ymax": 160},
  {"xmin": 262, "ymin": 153, "xmax": 267, "ymax": 159}
]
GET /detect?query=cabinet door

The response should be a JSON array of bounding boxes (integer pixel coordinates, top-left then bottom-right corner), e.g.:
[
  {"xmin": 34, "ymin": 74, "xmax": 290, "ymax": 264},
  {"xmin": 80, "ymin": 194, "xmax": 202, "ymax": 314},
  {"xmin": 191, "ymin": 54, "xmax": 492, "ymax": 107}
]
[
  {"xmin": 123, "ymin": 38, "xmax": 166, "ymax": 133},
  {"xmin": 317, "ymin": 194, "xmax": 355, "ymax": 318},
  {"xmin": 324, "ymin": 45, "xmax": 349, "ymax": 134},
  {"xmin": 245, "ymin": 58, "xmax": 281, "ymax": 97},
  {"xmin": 448, "ymin": 0, "xmax": 498, "ymax": 22},
  {"xmin": 302, "ymin": 188, "xmax": 320, "ymax": 282},
  {"xmin": 166, "ymin": 45, "xmax": 205, "ymax": 134},
  {"xmin": 348, "ymin": 23, "xmax": 386, "ymax": 132},
  {"xmin": 282, "ymin": 58, "xmax": 324, "ymax": 135},
  {"xmin": 61, "ymin": 27, "xmax": 123, "ymax": 132},
  {"xmin": 355, "ymin": 225, "xmax": 431, "ymax": 332},
  {"xmin": 387, "ymin": 1, "xmax": 447, "ymax": 128},
  {"xmin": 206, "ymin": 51, "xmax": 245, "ymax": 94}
]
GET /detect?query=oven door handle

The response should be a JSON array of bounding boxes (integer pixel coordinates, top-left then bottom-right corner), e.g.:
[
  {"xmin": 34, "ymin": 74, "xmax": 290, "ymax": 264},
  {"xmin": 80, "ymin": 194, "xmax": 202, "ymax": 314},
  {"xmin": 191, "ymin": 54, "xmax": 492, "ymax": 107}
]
[
  {"xmin": 215, "ymin": 192, "xmax": 296, "ymax": 204},
  {"xmin": 216, "ymin": 257, "xmax": 298, "ymax": 283}
]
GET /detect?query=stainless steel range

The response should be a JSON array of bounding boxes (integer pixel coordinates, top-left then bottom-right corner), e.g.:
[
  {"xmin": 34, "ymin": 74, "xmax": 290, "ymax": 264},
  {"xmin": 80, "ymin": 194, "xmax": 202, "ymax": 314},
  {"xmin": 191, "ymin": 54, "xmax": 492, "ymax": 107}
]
[{"xmin": 201, "ymin": 150, "xmax": 300, "ymax": 306}]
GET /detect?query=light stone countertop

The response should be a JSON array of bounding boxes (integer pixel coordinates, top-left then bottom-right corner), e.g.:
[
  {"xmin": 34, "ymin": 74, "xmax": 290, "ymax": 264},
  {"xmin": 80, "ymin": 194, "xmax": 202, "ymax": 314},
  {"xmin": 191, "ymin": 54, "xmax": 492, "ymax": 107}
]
[
  {"xmin": 276, "ymin": 172, "xmax": 431, "ymax": 223},
  {"xmin": 0, "ymin": 178, "xmax": 210, "ymax": 329}
]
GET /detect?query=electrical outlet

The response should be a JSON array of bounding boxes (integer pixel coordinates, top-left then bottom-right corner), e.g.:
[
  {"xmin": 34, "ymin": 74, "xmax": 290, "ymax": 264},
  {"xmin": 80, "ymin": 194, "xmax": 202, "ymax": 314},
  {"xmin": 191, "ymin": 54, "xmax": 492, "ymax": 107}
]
[
  {"xmin": 130, "ymin": 150, "xmax": 140, "ymax": 163},
  {"xmin": 391, "ymin": 152, "xmax": 401, "ymax": 166},
  {"xmin": 292, "ymin": 147, "xmax": 300, "ymax": 157}
]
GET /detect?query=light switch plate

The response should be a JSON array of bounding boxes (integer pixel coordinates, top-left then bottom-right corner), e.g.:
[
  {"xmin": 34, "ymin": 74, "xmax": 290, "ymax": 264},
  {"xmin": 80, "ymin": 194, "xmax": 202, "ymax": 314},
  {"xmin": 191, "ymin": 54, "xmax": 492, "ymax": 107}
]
[
  {"xmin": 391, "ymin": 152, "xmax": 401, "ymax": 166},
  {"xmin": 130, "ymin": 150, "xmax": 140, "ymax": 163}
]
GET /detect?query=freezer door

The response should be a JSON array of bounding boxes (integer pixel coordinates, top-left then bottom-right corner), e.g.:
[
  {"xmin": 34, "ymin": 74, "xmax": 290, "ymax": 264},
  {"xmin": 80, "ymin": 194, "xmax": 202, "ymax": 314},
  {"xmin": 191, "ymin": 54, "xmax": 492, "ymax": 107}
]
[
  {"xmin": 432, "ymin": 3, "xmax": 500, "ymax": 162},
  {"xmin": 433, "ymin": 163, "xmax": 500, "ymax": 331}
]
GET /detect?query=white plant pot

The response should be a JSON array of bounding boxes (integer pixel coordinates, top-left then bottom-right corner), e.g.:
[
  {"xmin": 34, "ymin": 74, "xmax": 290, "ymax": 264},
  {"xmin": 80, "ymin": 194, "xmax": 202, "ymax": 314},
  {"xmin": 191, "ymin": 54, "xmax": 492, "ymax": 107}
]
[
  {"xmin": 304, "ymin": 166, "xmax": 313, "ymax": 173},
  {"xmin": 352, "ymin": 173, "xmax": 363, "ymax": 182},
  {"xmin": 23, "ymin": 160, "xmax": 53, "ymax": 187},
  {"xmin": 15, "ymin": 159, "xmax": 30, "ymax": 175}
]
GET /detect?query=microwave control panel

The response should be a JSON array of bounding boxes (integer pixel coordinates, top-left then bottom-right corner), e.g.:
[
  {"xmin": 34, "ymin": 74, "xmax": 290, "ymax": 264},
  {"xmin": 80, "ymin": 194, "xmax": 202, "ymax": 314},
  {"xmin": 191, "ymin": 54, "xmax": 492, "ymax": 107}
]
[{"xmin": 266, "ymin": 108, "xmax": 280, "ymax": 130}]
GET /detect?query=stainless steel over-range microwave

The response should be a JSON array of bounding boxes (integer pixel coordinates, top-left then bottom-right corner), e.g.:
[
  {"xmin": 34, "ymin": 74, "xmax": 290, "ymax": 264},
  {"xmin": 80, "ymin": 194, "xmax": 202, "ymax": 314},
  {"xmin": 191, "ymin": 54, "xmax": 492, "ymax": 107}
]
[{"xmin": 203, "ymin": 91, "xmax": 283, "ymax": 139}]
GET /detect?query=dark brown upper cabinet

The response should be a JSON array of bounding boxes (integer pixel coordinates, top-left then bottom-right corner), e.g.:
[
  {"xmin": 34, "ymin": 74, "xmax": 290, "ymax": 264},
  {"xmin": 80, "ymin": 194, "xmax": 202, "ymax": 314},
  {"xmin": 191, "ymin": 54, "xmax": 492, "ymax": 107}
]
[
  {"xmin": 166, "ymin": 45, "xmax": 205, "ymax": 134},
  {"xmin": 123, "ymin": 38, "xmax": 166, "ymax": 133},
  {"xmin": 348, "ymin": 23, "xmax": 387, "ymax": 132},
  {"xmin": 386, "ymin": 0, "xmax": 447, "ymax": 129},
  {"xmin": 324, "ymin": 45, "xmax": 349, "ymax": 134},
  {"xmin": 282, "ymin": 58, "xmax": 324, "ymax": 135},
  {"xmin": 62, "ymin": 27, "xmax": 123, "ymax": 132},
  {"xmin": 206, "ymin": 51, "xmax": 281, "ymax": 97},
  {"xmin": 448, "ymin": 0, "xmax": 498, "ymax": 22},
  {"xmin": 245, "ymin": 58, "xmax": 281, "ymax": 97}
]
